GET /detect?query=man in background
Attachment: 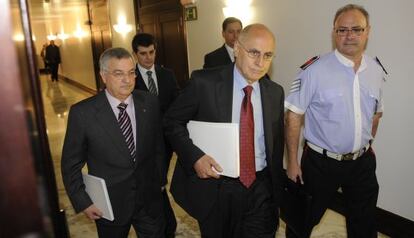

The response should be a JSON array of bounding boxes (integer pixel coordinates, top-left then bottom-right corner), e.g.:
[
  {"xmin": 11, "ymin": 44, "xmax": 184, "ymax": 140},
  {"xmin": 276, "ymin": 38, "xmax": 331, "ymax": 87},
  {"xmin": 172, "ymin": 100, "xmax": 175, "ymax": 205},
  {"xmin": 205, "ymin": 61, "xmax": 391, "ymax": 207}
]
[
  {"xmin": 132, "ymin": 33, "xmax": 179, "ymax": 238},
  {"xmin": 203, "ymin": 17, "xmax": 242, "ymax": 69},
  {"xmin": 45, "ymin": 40, "xmax": 61, "ymax": 81},
  {"xmin": 285, "ymin": 4, "xmax": 386, "ymax": 237}
]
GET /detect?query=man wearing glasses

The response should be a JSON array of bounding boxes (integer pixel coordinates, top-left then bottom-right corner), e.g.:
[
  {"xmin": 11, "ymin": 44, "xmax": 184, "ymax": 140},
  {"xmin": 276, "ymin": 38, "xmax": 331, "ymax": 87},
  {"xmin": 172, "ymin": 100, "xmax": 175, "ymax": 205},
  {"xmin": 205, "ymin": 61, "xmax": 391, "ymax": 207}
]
[
  {"xmin": 285, "ymin": 4, "xmax": 386, "ymax": 237},
  {"xmin": 62, "ymin": 47, "xmax": 166, "ymax": 238},
  {"xmin": 164, "ymin": 24, "xmax": 285, "ymax": 237}
]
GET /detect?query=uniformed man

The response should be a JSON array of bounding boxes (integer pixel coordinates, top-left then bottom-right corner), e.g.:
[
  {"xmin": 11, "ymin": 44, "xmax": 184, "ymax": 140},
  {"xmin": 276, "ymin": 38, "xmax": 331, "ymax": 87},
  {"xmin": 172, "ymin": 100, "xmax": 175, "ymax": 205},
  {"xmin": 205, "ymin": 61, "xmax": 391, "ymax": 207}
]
[{"xmin": 285, "ymin": 4, "xmax": 386, "ymax": 238}]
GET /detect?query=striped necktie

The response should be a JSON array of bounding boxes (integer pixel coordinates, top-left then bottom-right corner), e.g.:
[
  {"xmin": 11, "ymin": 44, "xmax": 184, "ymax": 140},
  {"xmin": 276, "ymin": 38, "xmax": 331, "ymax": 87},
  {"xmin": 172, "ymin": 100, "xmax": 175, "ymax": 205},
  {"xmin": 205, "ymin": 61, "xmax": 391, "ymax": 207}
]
[
  {"xmin": 239, "ymin": 86, "xmax": 256, "ymax": 188},
  {"xmin": 146, "ymin": 71, "xmax": 158, "ymax": 95},
  {"xmin": 117, "ymin": 103, "xmax": 136, "ymax": 161}
]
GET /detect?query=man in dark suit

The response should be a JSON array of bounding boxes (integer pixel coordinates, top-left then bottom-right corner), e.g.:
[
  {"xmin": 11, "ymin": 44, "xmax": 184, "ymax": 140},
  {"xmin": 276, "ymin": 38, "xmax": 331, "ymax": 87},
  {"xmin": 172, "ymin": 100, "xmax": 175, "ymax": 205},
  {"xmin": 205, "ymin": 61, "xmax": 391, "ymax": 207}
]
[
  {"xmin": 203, "ymin": 17, "xmax": 242, "ymax": 69},
  {"xmin": 132, "ymin": 33, "xmax": 178, "ymax": 238},
  {"xmin": 164, "ymin": 24, "xmax": 285, "ymax": 238},
  {"xmin": 61, "ymin": 47, "xmax": 166, "ymax": 238},
  {"xmin": 45, "ymin": 40, "xmax": 61, "ymax": 81}
]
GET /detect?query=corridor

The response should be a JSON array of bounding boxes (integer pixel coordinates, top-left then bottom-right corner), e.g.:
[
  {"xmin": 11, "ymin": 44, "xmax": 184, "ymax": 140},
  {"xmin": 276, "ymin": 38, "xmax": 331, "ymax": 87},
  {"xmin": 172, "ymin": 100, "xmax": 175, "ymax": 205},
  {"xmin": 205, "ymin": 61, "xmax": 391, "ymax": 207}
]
[{"xmin": 40, "ymin": 75, "xmax": 388, "ymax": 237}]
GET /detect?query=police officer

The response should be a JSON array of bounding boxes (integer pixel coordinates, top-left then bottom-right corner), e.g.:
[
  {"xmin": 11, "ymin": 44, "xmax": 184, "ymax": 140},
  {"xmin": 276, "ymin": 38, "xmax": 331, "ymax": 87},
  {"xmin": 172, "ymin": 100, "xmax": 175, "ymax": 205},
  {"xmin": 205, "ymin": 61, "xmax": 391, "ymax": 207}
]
[{"xmin": 285, "ymin": 4, "xmax": 386, "ymax": 238}]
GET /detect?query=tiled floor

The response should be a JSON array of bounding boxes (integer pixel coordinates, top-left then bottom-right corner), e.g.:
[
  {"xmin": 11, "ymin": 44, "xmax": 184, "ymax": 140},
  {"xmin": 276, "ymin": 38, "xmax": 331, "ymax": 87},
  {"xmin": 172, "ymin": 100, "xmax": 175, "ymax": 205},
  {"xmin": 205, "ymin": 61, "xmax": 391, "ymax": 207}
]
[{"xmin": 40, "ymin": 75, "xmax": 389, "ymax": 237}]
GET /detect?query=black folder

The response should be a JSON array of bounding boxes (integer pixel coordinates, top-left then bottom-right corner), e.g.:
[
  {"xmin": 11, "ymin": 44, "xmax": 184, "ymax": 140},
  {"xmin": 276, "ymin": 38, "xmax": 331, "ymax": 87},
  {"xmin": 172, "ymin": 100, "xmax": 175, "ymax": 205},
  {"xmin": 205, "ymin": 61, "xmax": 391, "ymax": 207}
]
[{"xmin": 280, "ymin": 178, "xmax": 313, "ymax": 237}]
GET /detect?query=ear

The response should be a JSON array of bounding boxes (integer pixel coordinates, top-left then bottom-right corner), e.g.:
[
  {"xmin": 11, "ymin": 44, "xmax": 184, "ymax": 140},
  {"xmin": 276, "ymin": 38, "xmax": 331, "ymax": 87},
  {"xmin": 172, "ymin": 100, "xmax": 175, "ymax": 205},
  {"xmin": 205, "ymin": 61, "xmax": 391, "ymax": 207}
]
[
  {"xmin": 233, "ymin": 41, "xmax": 240, "ymax": 58},
  {"xmin": 365, "ymin": 25, "xmax": 371, "ymax": 37},
  {"xmin": 100, "ymin": 71, "xmax": 107, "ymax": 84}
]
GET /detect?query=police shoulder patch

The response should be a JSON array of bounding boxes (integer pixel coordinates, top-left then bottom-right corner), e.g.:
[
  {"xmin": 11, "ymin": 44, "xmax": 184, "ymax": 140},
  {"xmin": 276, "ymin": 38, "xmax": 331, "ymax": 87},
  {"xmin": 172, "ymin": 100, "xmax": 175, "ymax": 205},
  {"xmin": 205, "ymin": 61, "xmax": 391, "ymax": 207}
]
[
  {"xmin": 375, "ymin": 56, "xmax": 388, "ymax": 75},
  {"xmin": 300, "ymin": 55, "xmax": 320, "ymax": 70},
  {"xmin": 289, "ymin": 78, "xmax": 302, "ymax": 93}
]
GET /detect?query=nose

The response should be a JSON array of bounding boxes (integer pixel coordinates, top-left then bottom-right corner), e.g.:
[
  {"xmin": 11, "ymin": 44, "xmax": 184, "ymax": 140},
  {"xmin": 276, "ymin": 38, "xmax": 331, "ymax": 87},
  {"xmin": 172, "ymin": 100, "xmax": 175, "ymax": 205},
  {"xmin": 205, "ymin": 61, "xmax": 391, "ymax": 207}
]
[{"xmin": 254, "ymin": 55, "xmax": 265, "ymax": 67}]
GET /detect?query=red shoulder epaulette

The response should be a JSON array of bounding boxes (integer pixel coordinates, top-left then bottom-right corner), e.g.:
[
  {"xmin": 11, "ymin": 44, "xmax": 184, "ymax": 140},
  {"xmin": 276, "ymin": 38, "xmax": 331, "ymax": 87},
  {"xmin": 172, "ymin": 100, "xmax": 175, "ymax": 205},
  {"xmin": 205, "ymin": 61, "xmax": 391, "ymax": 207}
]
[
  {"xmin": 375, "ymin": 56, "xmax": 388, "ymax": 75},
  {"xmin": 300, "ymin": 55, "xmax": 320, "ymax": 70}
]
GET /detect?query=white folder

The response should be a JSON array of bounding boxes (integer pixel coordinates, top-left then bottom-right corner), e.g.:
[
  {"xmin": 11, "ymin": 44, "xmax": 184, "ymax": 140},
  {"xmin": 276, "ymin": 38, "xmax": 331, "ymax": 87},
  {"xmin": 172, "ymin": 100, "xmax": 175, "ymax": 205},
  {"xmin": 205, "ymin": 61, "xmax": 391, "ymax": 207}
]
[
  {"xmin": 187, "ymin": 120, "xmax": 240, "ymax": 177},
  {"xmin": 82, "ymin": 173, "xmax": 114, "ymax": 221}
]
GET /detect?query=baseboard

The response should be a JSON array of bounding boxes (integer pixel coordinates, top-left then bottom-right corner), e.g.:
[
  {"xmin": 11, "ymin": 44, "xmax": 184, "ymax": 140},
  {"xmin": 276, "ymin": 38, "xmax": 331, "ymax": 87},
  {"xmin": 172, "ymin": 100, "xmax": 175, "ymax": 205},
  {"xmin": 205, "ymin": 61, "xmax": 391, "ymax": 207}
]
[
  {"xmin": 59, "ymin": 75, "xmax": 97, "ymax": 95},
  {"xmin": 330, "ymin": 192, "xmax": 414, "ymax": 237}
]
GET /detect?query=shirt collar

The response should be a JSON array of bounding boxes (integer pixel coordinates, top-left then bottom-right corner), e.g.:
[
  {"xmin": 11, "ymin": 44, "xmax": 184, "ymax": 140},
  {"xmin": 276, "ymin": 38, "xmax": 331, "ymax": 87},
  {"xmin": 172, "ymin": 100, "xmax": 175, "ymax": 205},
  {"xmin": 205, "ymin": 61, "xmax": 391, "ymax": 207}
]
[
  {"xmin": 334, "ymin": 49, "xmax": 367, "ymax": 72},
  {"xmin": 137, "ymin": 63, "xmax": 155, "ymax": 77},
  {"xmin": 225, "ymin": 44, "xmax": 235, "ymax": 62},
  {"xmin": 105, "ymin": 89, "xmax": 133, "ymax": 108}
]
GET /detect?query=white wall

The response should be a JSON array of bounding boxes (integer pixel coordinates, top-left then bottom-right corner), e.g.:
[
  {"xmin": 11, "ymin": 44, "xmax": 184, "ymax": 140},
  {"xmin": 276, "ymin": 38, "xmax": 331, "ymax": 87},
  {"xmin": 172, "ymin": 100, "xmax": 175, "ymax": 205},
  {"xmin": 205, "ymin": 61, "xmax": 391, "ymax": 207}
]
[{"xmin": 186, "ymin": 0, "xmax": 414, "ymax": 221}]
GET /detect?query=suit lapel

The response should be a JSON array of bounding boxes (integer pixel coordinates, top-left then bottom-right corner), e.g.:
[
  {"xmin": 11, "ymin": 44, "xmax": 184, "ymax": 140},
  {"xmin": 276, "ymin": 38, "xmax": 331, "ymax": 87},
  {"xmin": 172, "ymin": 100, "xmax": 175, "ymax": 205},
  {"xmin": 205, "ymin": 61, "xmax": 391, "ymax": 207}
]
[
  {"xmin": 135, "ymin": 64, "xmax": 149, "ymax": 91},
  {"xmin": 155, "ymin": 65, "xmax": 165, "ymax": 96},
  {"xmin": 132, "ymin": 91, "xmax": 148, "ymax": 164},
  {"xmin": 94, "ymin": 92, "xmax": 132, "ymax": 161},
  {"xmin": 220, "ymin": 44, "xmax": 232, "ymax": 64},
  {"xmin": 259, "ymin": 77, "xmax": 275, "ymax": 164},
  {"xmin": 216, "ymin": 65, "xmax": 234, "ymax": 122}
]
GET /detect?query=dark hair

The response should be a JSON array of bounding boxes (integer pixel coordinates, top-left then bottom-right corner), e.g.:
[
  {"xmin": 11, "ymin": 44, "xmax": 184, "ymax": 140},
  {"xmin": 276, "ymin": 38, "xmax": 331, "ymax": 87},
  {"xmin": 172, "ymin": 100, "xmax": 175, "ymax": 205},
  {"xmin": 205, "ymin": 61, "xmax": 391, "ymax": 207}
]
[
  {"xmin": 131, "ymin": 33, "xmax": 156, "ymax": 53},
  {"xmin": 222, "ymin": 17, "xmax": 243, "ymax": 31},
  {"xmin": 334, "ymin": 4, "xmax": 370, "ymax": 26},
  {"xmin": 99, "ymin": 47, "xmax": 134, "ymax": 72}
]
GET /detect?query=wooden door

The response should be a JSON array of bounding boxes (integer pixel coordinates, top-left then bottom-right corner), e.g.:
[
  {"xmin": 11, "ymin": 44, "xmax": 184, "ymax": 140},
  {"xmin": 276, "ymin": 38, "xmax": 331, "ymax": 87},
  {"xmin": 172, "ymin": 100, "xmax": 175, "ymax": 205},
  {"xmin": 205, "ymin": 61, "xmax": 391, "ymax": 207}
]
[
  {"xmin": 136, "ymin": 0, "xmax": 189, "ymax": 88},
  {"xmin": 0, "ymin": 0, "xmax": 68, "ymax": 237},
  {"xmin": 88, "ymin": 0, "xmax": 112, "ymax": 91}
]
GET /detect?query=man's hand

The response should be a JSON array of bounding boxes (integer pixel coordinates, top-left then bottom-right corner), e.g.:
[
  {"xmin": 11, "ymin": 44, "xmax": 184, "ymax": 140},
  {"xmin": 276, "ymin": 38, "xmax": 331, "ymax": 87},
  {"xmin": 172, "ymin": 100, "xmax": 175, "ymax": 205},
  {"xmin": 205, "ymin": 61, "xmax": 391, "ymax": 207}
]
[
  {"xmin": 193, "ymin": 155, "xmax": 223, "ymax": 179},
  {"xmin": 83, "ymin": 204, "xmax": 103, "ymax": 220},
  {"xmin": 285, "ymin": 110, "xmax": 305, "ymax": 184},
  {"xmin": 286, "ymin": 161, "xmax": 303, "ymax": 184}
]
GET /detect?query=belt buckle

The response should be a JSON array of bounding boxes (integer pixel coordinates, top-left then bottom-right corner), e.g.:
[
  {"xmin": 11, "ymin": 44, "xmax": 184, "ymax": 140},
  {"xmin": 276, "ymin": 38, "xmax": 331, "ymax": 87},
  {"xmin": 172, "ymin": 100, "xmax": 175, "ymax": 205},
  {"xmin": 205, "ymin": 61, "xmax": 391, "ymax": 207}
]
[{"xmin": 341, "ymin": 153, "xmax": 354, "ymax": 161}]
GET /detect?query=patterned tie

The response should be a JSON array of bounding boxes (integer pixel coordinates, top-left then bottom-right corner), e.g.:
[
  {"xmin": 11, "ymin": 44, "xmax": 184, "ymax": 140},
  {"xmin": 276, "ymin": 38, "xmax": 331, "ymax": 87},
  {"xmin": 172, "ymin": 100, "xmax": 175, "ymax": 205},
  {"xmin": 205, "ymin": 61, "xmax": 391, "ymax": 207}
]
[
  {"xmin": 146, "ymin": 71, "xmax": 158, "ymax": 95},
  {"xmin": 239, "ymin": 86, "xmax": 256, "ymax": 188},
  {"xmin": 117, "ymin": 103, "xmax": 136, "ymax": 161}
]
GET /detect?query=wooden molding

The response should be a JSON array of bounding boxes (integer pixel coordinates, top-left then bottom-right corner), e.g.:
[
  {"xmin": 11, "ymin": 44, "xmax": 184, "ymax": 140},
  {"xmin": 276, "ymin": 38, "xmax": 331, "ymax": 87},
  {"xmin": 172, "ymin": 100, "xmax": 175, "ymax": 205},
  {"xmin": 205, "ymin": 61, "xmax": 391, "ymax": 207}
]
[{"xmin": 60, "ymin": 75, "xmax": 97, "ymax": 95}]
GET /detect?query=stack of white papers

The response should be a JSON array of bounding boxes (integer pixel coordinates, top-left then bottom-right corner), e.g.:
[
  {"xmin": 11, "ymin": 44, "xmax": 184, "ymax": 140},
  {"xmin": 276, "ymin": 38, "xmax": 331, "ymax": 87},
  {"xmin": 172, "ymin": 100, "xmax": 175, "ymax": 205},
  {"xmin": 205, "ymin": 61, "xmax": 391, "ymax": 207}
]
[
  {"xmin": 83, "ymin": 174, "xmax": 114, "ymax": 221},
  {"xmin": 187, "ymin": 120, "xmax": 240, "ymax": 177}
]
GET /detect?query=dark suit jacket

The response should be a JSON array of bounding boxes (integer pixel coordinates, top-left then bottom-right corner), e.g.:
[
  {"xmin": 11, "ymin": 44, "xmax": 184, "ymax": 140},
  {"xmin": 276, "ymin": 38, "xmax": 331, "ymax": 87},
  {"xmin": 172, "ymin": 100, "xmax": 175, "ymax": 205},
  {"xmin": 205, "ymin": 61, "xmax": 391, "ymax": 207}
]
[
  {"xmin": 61, "ymin": 90, "xmax": 165, "ymax": 225},
  {"xmin": 163, "ymin": 64, "xmax": 285, "ymax": 221},
  {"xmin": 135, "ymin": 64, "xmax": 178, "ymax": 115},
  {"xmin": 45, "ymin": 45, "xmax": 61, "ymax": 64},
  {"xmin": 203, "ymin": 44, "xmax": 232, "ymax": 69}
]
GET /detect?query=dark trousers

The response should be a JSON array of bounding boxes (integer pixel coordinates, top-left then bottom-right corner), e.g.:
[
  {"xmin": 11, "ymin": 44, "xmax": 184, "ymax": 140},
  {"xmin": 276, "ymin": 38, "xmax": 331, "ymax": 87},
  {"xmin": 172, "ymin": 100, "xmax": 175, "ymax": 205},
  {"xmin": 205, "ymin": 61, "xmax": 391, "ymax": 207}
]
[
  {"xmin": 49, "ymin": 63, "xmax": 59, "ymax": 81},
  {"xmin": 163, "ymin": 189, "xmax": 177, "ymax": 238},
  {"xmin": 199, "ymin": 169, "xmax": 279, "ymax": 238},
  {"xmin": 95, "ymin": 204, "xmax": 165, "ymax": 238},
  {"xmin": 286, "ymin": 146, "xmax": 379, "ymax": 238}
]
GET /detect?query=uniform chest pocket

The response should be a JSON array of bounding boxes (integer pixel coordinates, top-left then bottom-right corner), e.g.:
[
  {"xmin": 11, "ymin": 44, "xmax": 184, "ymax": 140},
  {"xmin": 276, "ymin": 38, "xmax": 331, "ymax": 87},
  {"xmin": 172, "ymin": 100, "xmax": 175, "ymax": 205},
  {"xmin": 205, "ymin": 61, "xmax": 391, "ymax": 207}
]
[
  {"xmin": 361, "ymin": 89, "xmax": 380, "ymax": 115},
  {"xmin": 315, "ymin": 89, "xmax": 347, "ymax": 120}
]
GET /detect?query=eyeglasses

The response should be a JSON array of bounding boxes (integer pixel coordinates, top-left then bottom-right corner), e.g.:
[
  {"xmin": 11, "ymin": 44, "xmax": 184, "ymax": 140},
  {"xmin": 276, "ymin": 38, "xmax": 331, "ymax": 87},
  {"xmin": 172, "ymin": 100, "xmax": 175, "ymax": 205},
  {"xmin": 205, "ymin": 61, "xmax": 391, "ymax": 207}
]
[
  {"xmin": 237, "ymin": 40, "xmax": 274, "ymax": 61},
  {"xmin": 105, "ymin": 70, "xmax": 136, "ymax": 80},
  {"xmin": 335, "ymin": 27, "xmax": 366, "ymax": 36}
]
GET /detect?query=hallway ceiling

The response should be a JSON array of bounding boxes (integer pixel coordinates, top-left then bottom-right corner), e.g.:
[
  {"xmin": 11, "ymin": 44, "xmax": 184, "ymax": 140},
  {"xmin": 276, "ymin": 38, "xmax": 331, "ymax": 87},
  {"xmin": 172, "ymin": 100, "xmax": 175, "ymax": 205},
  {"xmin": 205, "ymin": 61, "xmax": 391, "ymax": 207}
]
[{"xmin": 29, "ymin": 0, "xmax": 87, "ymax": 24}]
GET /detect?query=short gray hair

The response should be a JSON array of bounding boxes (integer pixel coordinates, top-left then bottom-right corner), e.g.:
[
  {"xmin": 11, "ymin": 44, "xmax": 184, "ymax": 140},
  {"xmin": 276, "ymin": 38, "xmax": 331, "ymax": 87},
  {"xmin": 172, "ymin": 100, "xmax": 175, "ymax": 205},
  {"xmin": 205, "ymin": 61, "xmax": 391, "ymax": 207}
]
[
  {"xmin": 333, "ymin": 4, "xmax": 370, "ymax": 26},
  {"xmin": 99, "ymin": 47, "xmax": 135, "ymax": 72}
]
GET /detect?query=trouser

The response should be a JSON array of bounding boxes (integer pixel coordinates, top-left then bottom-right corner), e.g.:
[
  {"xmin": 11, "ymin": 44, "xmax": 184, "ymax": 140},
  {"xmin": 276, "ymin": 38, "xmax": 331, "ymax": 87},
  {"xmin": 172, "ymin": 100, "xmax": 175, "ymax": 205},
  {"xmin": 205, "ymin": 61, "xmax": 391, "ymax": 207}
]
[
  {"xmin": 49, "ymin": 63, "xmax": 59, "ymax": 81},
  {"xmin": 95, "ymin": 203, "xmax": 165, "ymax": 238},
  {"xmin": 162, "ymin": 189, "xmax": 177, "ymax": 238},
  {"xmin": 286, "ymin": 145, "xmax": 379, "ymax": 238},
  {"xmin": 199, "ymin": 168, "xmax": 279, "ymax": 238}
]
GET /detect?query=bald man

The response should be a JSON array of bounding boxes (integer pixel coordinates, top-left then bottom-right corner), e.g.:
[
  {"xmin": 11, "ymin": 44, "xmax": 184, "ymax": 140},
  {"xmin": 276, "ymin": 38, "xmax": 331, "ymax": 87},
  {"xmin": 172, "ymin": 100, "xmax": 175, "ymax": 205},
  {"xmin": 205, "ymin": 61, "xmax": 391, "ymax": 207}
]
[{"xmin": 164, "ymin": 24, "xmax": 285, "ymax": 238}]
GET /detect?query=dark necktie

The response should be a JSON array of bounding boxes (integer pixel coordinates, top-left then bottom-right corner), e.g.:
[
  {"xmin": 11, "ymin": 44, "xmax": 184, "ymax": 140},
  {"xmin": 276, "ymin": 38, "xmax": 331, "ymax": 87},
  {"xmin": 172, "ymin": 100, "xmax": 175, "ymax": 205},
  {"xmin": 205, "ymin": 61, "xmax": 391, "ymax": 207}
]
[
  {"xmin": 146, "ymin": 71, "xmax": 158, "ymax": 95},
  {"xmin": 239, "ymin": 86, "xmax": 256, "ymax": 188},
  {"xmin": 117, "ymin": 103, "xmax": 136, "ymax": 161}
]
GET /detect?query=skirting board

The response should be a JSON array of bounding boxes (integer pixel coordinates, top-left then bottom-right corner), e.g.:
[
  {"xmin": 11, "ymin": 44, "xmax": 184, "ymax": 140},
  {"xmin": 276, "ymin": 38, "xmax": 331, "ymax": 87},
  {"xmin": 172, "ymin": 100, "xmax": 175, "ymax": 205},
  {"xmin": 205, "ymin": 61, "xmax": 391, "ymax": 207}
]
[{"xmin": 59, "ymin": 75, "xmax": 97, "ymax": 95}]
